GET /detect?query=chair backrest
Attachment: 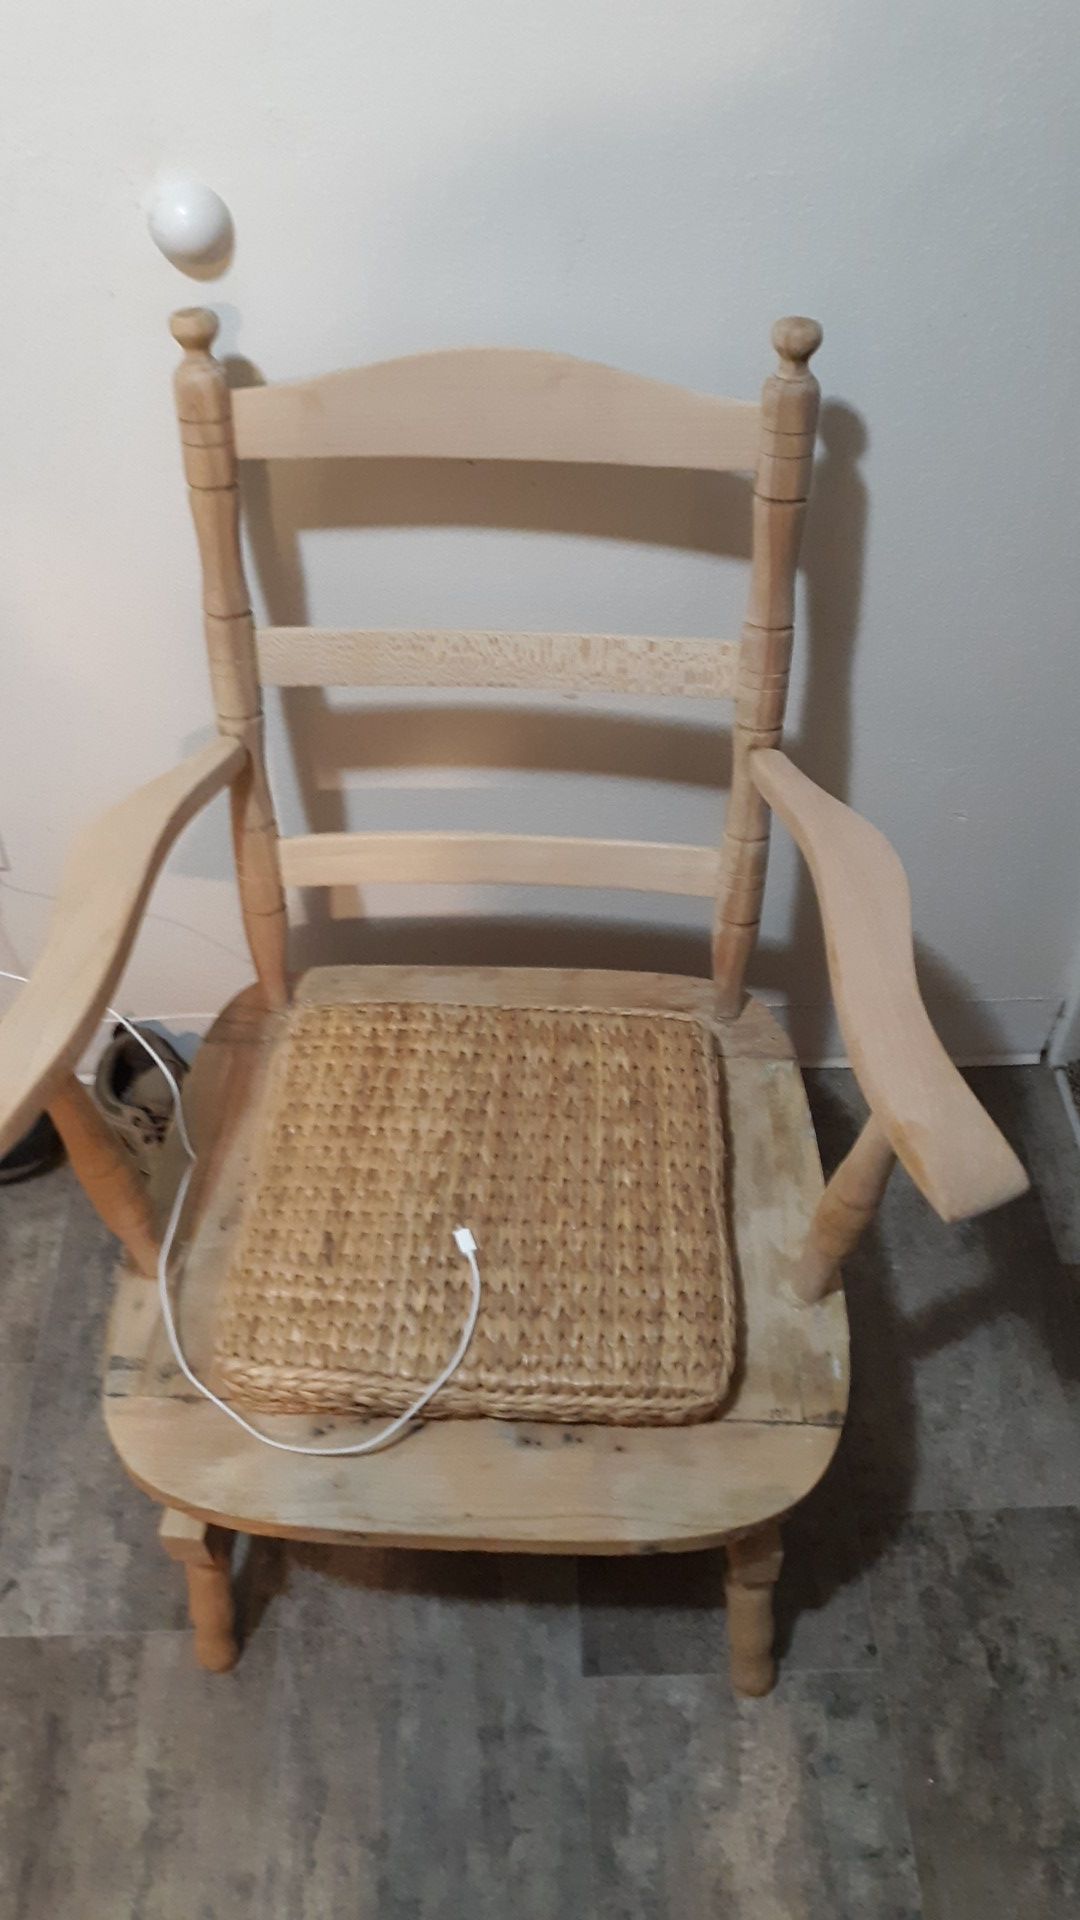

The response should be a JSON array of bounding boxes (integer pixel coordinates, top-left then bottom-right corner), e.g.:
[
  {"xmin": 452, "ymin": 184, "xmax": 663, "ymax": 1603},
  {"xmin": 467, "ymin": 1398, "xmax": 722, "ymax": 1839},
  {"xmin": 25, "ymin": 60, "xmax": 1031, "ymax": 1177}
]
[{"xmin": 170, "ymin": 308, "xmax": 822, "ymax": 1018}]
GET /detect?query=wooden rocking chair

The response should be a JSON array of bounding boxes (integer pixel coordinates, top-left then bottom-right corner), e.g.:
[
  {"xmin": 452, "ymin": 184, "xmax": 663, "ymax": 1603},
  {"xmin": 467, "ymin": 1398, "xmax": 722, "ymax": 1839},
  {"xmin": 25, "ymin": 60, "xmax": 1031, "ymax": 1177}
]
[{"xmin": 0, "ymin": 310, "xmax": 1027, "ymax": 1692}]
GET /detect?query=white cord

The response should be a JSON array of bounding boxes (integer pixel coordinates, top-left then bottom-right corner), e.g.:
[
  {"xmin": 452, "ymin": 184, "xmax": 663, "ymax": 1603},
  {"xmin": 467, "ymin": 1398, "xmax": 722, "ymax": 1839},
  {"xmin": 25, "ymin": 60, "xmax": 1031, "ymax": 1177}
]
[{"xmin": 0, "ymin": 970, "xmax": 482, "ymax": 1456}]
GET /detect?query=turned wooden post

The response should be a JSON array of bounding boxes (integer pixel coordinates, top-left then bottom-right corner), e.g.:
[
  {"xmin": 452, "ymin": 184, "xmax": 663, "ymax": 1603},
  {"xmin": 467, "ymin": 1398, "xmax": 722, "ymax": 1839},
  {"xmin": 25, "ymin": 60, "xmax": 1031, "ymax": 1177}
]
[
  {"xmin": 794, "ymin": 1113, "xmax": 896, "ymax": 1304},
  {"xmin": 159, "ymin": 1507, "xmax": 239, "ymax": 1673},
  {"xmin": 171, "ymin": 308, "xmax": 289, "ymax": 1011},
  {"xmin": 47, "ymin": 1073, "xmax": 158, "ymax": 1276},
  {"xmin": 725, "ymin": 1521, "xmax": 783, "ymax": 1697},
  {"xmin": 713, "ymin": 317, "xmax": 822, "ymax": 1018}
]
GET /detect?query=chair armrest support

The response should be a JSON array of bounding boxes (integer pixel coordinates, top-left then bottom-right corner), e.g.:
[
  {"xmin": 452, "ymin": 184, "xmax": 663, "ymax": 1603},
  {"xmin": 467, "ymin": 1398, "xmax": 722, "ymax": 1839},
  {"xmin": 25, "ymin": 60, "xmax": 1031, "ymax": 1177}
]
[
  {"xmin": 0, "ymin": 737, "xmax": 244, "ymax": 1155},
  {"xmin": 750, "ymin": 748, "xmax": 1028, "ymax": 1221}
]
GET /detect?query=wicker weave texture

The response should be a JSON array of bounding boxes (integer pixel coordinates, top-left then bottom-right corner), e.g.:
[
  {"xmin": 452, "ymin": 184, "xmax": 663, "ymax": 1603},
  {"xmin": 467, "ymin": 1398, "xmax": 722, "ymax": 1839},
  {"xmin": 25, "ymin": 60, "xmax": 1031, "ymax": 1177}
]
[{"xmin": 214, "ymin": 1001, "xmax": 736, "ymax": 1424}]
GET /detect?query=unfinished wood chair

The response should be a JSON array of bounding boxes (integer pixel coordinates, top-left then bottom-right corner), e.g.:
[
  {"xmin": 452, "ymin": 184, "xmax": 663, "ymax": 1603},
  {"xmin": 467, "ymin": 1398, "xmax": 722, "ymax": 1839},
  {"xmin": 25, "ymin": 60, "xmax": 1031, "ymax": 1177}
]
[{"xmin": 0, "ymin": 311, "xmax": 1027, "ymax": 1692}]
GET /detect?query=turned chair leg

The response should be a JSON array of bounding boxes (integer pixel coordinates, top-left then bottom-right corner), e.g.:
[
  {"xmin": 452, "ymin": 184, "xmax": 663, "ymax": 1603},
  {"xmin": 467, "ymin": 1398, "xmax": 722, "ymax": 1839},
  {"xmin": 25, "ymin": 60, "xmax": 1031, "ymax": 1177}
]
[
  {"xmin": 793, "ymin": 1114, "xmax": 896, "ymax": 1304},
  {"xmin": 725, "ymin": 1521, "xmax": 783, "ymax": 1697},
  {"xmin": 159, "ymin": 1508, "xmax": 239, "ymax": 1673}
]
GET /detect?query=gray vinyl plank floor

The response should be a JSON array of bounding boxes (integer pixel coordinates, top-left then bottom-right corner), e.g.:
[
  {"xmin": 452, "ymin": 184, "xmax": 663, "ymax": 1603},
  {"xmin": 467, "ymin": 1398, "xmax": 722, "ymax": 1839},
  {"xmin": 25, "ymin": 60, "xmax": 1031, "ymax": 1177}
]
[
  {"xmin": 585, "ymin": 1672, "xmax": 923, "ymax": 1920},
  {"xmin": 866, "ymin": 1508, "xmax": 1080, "ymax": 1920},
  {"xmin": 0, "ymin": 1629, "xmax": 279, "ymax": 1916},
  {"xmin": 0, "ymin": 1064, "xmax": 1078, "ymax": 1918},
  {"xmin": 0, "ymin": 1184, "xmax": 186, "ymax": 1637},
  {"xmin": 0, "ymin": 1162, "xmax": 72, "ymax": 1525},
  {"xmin": 265, "ymin": 1553, "xmax": 590, "ymax": 1919}
]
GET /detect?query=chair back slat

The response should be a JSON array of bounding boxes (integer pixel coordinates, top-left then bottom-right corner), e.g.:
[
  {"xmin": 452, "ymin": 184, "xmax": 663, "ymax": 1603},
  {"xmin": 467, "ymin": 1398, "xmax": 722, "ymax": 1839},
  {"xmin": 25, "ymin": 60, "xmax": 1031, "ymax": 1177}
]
[
  {"xmin": 232, "ymin": 347, "xmax": 761, "ymax": 470},
  {"xmin": 277, "ymin": 832, "xmax": 718, "ymax": 899},
  {"xmin": 255, "ymin": 628, "xmax": 738, "ymax": 699}
]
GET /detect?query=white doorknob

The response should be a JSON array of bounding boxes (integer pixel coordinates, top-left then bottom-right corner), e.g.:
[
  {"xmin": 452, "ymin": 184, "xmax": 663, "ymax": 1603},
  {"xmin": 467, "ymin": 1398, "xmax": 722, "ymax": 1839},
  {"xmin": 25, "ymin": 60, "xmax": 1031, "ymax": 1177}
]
[{"xmin": 147, "ymin": 176, "xmax": 233, "ymax": 270}]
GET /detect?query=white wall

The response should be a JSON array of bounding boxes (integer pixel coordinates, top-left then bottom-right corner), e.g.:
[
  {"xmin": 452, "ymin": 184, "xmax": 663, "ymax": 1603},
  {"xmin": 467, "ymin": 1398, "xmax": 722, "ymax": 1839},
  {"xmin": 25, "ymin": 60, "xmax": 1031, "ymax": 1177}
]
[{"xmin": 2, "ymin": 1, "xmax": 1077, "ymax": 1062}]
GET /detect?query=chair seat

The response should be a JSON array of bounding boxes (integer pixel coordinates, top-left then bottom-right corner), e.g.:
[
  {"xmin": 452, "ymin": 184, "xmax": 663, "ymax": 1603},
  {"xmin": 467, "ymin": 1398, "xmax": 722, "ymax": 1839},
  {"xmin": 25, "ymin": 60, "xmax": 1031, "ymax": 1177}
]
[
  {"xmin": 213, "ymin": 998, "xmax": 737, "ymax": 1425},
  {"xmin": 105, "ymin": 970, "xmax": 848, "ymax": 1553}
]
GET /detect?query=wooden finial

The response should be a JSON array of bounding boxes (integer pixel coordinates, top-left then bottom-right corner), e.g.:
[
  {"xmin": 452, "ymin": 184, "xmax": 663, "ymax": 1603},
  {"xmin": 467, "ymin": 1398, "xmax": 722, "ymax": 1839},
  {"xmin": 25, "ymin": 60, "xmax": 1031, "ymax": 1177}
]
[
  {"xmin": 771, "ymin": 315, "xmax": 823, "ymax": 373},
  {"xmin": 170, "ymin": 306, "xmax": 219, "ymax": 355}
]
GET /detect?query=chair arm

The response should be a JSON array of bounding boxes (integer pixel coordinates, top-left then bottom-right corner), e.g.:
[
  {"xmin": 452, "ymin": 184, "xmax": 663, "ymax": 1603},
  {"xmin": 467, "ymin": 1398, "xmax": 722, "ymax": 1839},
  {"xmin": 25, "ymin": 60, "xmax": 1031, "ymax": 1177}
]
[
  {"xmin": 0, "ymin": 737, "xmax": 245, "ymax": 1155},
  {"xmin": 750, "ymin": 748, "xmax": 1028, "ymax": 1222}
]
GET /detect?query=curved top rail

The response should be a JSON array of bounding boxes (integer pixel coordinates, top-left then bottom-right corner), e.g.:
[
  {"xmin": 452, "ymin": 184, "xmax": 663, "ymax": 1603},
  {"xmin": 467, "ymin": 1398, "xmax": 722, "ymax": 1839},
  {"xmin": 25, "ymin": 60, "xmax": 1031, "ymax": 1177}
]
[{"xmin": 231, "ymin": 346, "xmax": 761, "ymax": 470}]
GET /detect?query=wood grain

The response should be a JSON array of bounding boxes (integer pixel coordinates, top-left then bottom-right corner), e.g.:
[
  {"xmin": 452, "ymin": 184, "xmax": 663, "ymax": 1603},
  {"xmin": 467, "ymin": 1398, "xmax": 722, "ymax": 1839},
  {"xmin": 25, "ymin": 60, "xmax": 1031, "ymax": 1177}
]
[
  {"xmin": 751, "ymin": 747, "xmax": 1030, "ymax": 1220},
  {"xmin": 255, "ymin": 627, "xmax": 738, "ymax": 698},
  {"xmin": 276, "ymin": 832, "xmax": 718, "ymax": 897},
  {"xmin": 0, "ymin": 738, "xmax": 243, "ymax": 1157},
  {"xmin": 232, "ymin": 346, "xmax": 762, "ymax": 470}
]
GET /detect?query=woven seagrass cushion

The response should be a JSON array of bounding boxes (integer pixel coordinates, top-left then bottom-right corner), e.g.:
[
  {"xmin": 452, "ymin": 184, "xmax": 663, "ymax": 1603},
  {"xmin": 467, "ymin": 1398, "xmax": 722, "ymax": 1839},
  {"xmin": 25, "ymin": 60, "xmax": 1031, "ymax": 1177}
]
[{"xmin": 213, "ymin": 1000, "xmax": 736, "ymax": 1425}]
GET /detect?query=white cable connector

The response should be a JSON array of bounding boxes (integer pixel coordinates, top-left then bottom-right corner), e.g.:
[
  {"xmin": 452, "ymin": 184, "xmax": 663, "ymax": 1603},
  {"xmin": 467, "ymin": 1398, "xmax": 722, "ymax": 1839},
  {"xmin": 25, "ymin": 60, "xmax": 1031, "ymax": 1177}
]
[{"xmin": 0, "ymin": 971, "xmax": 483, "ymax": 1458}]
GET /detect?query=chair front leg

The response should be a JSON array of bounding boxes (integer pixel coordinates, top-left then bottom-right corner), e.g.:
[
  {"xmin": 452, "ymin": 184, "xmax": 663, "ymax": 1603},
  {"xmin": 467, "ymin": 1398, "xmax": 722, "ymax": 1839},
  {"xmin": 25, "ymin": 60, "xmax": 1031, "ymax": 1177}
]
[
  {"xmin": 725, "ymin": 1521, "xmax": 783, "ymax": 1697},
  {"xmin": 159, "ymin": 1508, "xmax": 239, "ymax": 1672}
]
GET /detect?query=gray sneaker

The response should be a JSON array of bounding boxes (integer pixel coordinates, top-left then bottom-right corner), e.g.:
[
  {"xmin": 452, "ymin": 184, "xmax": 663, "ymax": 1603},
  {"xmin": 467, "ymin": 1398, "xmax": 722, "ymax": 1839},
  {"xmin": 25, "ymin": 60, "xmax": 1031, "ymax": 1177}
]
[{"xmin": 92, "ymin": 1024, "xmax": 188, "ymax": 1179}]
